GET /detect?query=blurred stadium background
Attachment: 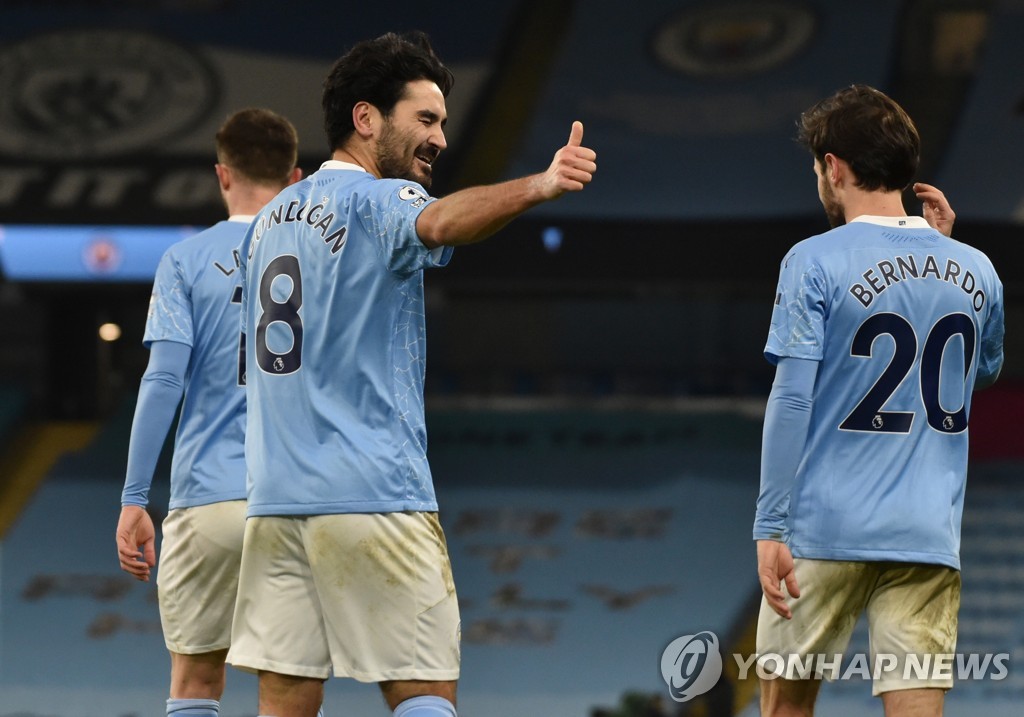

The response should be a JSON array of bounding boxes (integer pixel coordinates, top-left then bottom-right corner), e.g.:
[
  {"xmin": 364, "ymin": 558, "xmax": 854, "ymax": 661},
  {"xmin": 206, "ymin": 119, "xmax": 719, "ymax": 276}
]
[{"xmin": 0, "ymin": 1, "xmax": 1021, "ymax": 716}]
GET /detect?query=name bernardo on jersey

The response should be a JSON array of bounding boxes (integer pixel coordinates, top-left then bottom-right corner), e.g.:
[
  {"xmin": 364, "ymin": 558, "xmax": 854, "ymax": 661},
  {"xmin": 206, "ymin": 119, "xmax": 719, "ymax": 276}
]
[
  {"xmin": 849, "ymin": 253, "xmax": 986, "ymax": 312},
  {"xmin": 248, "ymin": 197, "xmax": 348, "ymax": 259}
]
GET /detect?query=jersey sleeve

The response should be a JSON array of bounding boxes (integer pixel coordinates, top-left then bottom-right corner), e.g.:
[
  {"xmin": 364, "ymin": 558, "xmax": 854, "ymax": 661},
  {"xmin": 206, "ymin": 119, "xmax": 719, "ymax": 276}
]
[
  {"xmin": 238, "ymin": 229, "xmax": 252, "ymax": 338},
  {"xmin": 358, "ymin": 179, "xmax": 453, "ymax": 276},
  {"xmin": 764, "ymin": 247, "xmax": 828, "ymax": 365},
  {"xmin": 143, "ymin": 248, "xmax": 194, "ymax": 348},
  {"xmin": 753, "ymin": 356, "xmax": 818, "ymax": 540},
  {"xmin": 121, "ymin": 340, "xmax": 191, "ymax": 507},
  {"xmin": 977, "ymin": 273, "xmax": 1005, "ymax": 383}
]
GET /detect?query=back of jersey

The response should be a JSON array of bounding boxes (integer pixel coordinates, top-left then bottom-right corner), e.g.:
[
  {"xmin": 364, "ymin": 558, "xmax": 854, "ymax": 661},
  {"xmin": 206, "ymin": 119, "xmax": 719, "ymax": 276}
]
[
  {"xmin": 146, "ymin": 220, "xmax": 249, "ymax": 509},
  {"xmin": 239, "ymin": 162, "xmax": 451, "ymax": 517},
  {"xmin": 766, "ymin": 216, "xmax": 1004, "ymax": 568}
]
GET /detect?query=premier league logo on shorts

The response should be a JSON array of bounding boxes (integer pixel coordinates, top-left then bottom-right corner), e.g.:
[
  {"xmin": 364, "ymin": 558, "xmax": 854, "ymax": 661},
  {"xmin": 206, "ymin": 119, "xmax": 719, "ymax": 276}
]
[{"xmin": 660, "ymin": 631, "xmax": 723, "ymax": 702}]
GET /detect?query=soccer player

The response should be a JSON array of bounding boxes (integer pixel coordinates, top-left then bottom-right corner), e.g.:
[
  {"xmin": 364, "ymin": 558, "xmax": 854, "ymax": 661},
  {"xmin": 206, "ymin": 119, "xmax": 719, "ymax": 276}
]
[
  {"xmin": 226, "ymin": 31, "xmax": 596, "ymax": 717},
  {"xmin": 754, "ymin": 85, "xmax": 1004, "ymax": 716},
  {"xmin": 116, "ymin": 108, "xmax": 301, "ymax": 717}
]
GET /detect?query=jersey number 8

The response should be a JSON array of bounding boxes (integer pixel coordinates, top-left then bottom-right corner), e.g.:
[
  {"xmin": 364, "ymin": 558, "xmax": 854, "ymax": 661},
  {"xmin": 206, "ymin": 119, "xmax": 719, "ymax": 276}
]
[{"xmin": 254, "ymin": 255, "xmax": 303, "ymax": 375}]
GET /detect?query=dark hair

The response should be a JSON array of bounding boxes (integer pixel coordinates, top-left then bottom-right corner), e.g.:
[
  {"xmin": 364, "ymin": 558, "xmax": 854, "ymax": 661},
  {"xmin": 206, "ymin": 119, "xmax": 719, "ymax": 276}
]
[
  {"xmin": 797, "ymin": 84, "xmax": 920, "ymax": 191},
  {"xmin": 322, "ymin": 31, "xmax": 454, "ymax": 152},
  {"xmin": 216, "ymin": 108, "xmax": 298, "ymax": 186}
]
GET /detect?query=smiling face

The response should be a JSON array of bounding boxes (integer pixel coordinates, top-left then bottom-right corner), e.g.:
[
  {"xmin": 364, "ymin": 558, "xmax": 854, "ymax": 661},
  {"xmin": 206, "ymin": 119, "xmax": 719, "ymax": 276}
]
[{"xmin": 375, "ymin": 79, "xmax": 448, "ymax": 188}]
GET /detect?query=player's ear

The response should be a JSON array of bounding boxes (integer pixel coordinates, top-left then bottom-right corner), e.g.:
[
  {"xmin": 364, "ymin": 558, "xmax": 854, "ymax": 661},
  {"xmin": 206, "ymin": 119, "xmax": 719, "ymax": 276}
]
[
  {"xmin": 214, "ymin": 163, "xmax": 232, "ymax": 192},
  {"xmin": 352, "ymin": 101, "xmax": 377, "ymax": 139},
  {"xmin": 288, "ymin": 167, "xmax": 303, "ymax": 185},
  {"xmin": 823, "ymin": 153, "xmax": 843, "ymax": 186}
]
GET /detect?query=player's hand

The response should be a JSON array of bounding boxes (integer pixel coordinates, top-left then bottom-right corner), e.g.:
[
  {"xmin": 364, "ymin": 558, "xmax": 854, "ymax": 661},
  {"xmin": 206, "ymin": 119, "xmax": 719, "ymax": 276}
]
[
  {"xmin": 539, "ymin": 121, "xmax": 597, "ymax": 199},
  {"xmin": 757, "ymin": 539, "xmax": 800, "ymax": 619},
  {"xmin": 914, "ymin": 182, "xmax": 955, "ymax": 237},
  {"xmin": 116, "ymin": 505, "xmax": 157, "ymax": 582}
]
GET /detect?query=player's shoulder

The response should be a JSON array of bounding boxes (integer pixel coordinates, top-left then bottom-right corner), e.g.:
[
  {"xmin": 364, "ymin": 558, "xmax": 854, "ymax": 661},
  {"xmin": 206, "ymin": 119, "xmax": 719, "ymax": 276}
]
[
  {"xmin": 944, "ymin": 235, "xmax": 1000, "ymax": 275},
  {"xmin": 160, "ymin": 221, "xmax": 245, "ymax": 272},
  {"xmin": 778, "ymin": 227, "xmax": 840, "ymax": 270},
  {"xmin": 303, "ymin": 164, "xmax": 433, "ymax": 202},
  {"xmin": 275, "ymin": 167, "xmax": 371, "ymax": 213},
  {"xmin": 307, "ymin": 163, "xmax": 372, "ymax": 192},
  {"xmin": 174, "ymin": 220, "xmax": 246, "ymax": 254},
  {"xmin": 363, "ymin": 176, "xmax": 433, "ymax": 205},
  {"xmin": 783, "ymin": 219, "xmax": 930, "ymax": 265}
]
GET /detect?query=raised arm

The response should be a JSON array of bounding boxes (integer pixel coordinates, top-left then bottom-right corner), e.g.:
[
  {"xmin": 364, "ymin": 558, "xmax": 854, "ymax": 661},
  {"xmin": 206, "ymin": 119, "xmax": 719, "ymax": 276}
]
[{"xmin": 415, "ymin": 121, "xmax": 596, "ymax": 248}]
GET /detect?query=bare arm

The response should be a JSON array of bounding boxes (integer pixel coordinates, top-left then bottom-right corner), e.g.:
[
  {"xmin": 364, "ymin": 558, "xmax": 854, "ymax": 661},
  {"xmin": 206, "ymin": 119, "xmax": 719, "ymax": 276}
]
[{"xmin": 416, "ymin": 121, "xmax": 596, "ymax": 248}]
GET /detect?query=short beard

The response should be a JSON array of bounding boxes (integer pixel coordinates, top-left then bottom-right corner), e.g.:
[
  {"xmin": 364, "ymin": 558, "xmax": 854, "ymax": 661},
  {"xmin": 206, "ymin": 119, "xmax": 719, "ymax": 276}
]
[
  {"xmin": 821, "ymin": 181, "xmax": 845, "ymax": 228},
  {"xmin": 376, "ymin": 119, "xmax": 431, "ymax": 188}
]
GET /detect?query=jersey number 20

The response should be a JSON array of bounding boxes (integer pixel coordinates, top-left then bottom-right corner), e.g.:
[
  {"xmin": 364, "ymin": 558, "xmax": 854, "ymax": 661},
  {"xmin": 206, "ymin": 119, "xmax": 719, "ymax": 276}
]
[{"xmin": 840, "ymin": 312, "xmax": 975, "ymax": 434}]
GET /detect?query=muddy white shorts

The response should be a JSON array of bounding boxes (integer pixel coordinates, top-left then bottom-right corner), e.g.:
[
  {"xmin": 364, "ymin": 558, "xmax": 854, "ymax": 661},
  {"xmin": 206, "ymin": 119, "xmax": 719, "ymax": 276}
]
[
  {"xmin": 158, "ymin": 500, "xmax": 247, "ymax": 654},
  {"xmin": 756, "ymin": 558, "xmax": 960, "ymax": 695},
  {"xmin": 227, "ymin": 511, "xmax": 461, "ymax": 683}
]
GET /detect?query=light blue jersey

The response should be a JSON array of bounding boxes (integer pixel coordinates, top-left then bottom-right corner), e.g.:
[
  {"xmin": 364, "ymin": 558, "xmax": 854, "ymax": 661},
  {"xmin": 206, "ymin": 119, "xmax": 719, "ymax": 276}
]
[
  {"xmin": 759, "ymin": 216, "xmax": 1004, "ymax": 568},
  {"xmin": 239, "ymin": 160, "xmax": 452, "ymax": 516},
  {"xmin": 143, "ymin": 219, "xmax": 249, "ymax": 509}
]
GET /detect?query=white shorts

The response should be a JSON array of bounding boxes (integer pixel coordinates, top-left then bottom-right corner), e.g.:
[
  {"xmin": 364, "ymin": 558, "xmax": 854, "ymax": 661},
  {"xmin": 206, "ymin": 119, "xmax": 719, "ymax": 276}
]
[
  {"xmin": 157, "ymin": 500, "xmax": 246, "ymax": 654},
  {"xmin": 227, "ymin": 511, "xmax": 461, "ymax": 683},
  {"xmin": 756, "ymin": 559, "xmax": 960, "ymax": 696}
]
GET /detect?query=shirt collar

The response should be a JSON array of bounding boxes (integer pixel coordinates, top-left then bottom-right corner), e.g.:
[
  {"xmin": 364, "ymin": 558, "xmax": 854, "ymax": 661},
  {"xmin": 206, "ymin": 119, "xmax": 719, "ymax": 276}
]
[
  {"xmin": 319, "ymin": 159, "xmax": 369, "ymax": 173},
  {"xmin": 850, "ymin": 215, "xmax": 931, "ymax": 229},
  {"xmin": 227, "ymin": 215, "xmax": 255, "ymax": 223}
]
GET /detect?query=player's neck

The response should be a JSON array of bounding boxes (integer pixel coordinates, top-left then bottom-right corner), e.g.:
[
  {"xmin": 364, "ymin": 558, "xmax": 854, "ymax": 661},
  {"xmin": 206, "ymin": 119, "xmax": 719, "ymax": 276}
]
[
  {"xmin": 226, "ymin": 185, "xmax": 284, "ymax": 217},
  {"xmin": 332, "ymin": 146, "xmax": 376, "ymax": 177},
  {"xmin": 843, "ymin": 189, "xmax": 906, "ymax": 223}
]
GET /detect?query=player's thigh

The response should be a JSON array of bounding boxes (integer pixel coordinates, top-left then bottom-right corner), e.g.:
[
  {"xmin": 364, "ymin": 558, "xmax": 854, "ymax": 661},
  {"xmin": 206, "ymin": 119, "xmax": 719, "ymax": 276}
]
[
  {"xmin": 867, "ymin": 563, "xmax": 960, "ymax": 696},
  {"xmin": 227, "ymin": 516, "xmax": 332, "ymax": 679},
  {"xmin": 757, "ymin": 558, "xmax": 874, "ymax": 680},
  {"xmin": 158, "ymin": 500, "xmax": 246, "ymax": 653},
  {"xmin": 305, "ymin": 511, "xmax": 460, "ymax": 683}
]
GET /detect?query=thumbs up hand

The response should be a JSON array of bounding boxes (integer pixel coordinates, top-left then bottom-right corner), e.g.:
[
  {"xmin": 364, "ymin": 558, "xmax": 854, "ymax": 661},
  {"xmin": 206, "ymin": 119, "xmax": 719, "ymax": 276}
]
[{"xmin": 539, "ymin": 120, "xmax": 597, "ymax": 199}]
